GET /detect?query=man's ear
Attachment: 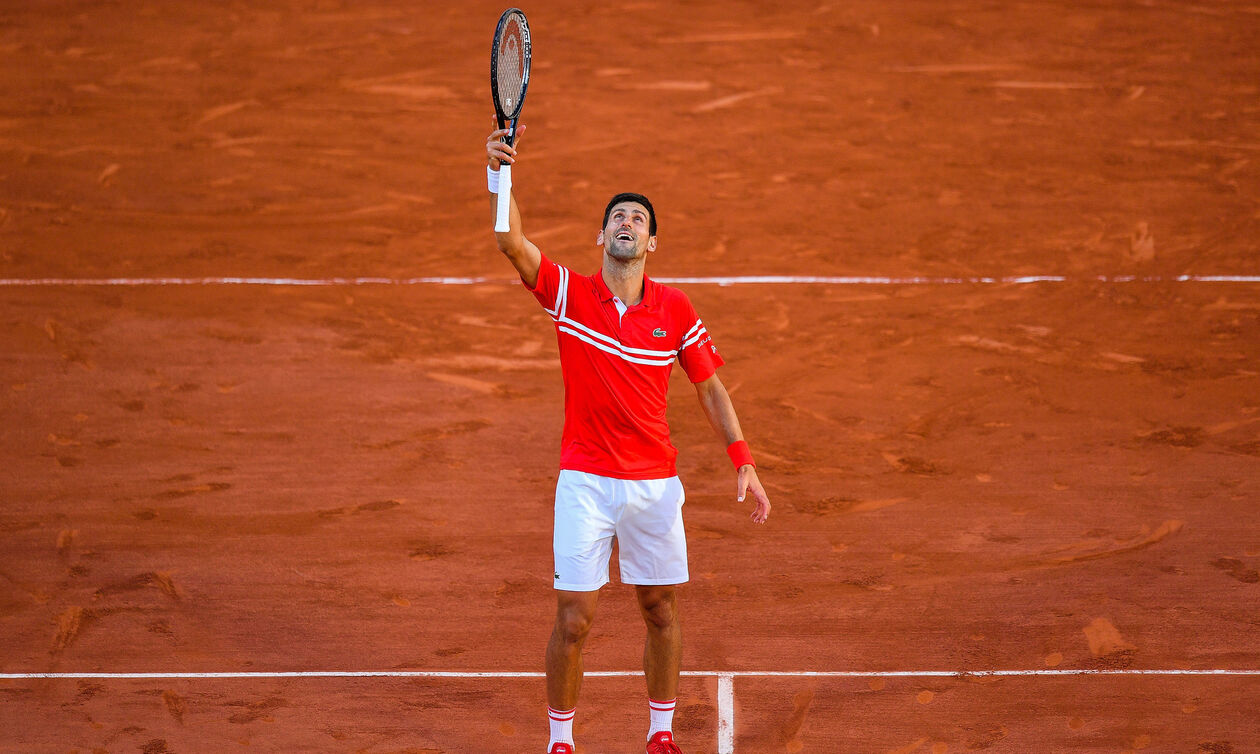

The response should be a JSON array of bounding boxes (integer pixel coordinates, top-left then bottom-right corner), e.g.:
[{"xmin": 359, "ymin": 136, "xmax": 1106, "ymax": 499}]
[
  {"xmin": 596, "ymin": 230, "xmax": 605, "ymax": 246},
  {"xmin": 647, "ymin": 236, "xmax": 658, "ymax": 253}
]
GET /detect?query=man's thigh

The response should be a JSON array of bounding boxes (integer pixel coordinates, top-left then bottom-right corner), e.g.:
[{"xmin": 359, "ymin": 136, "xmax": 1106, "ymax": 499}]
[
  {"xmin": 616, "ymin": 476, "xmax": 688, "ymax": 587},
  {"xmin": 553, "ymin": 470, "xmax": 617, "ymax": 591}
]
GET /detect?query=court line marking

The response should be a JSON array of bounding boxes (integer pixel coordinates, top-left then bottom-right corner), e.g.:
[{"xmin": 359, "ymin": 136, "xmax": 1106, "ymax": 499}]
[
  {"xmin": 4, "ymin": 669, "xmax": 1258, "ymax": 679},
  {"xmin": 717, "ymin": 673, "xmax": 734, "ymax": 754},
  {"xmin": 0, "ymin": 275, "xmax": 1258, "ymax": 287},
  {"xmin": 10, "ymin": 668, "xmax": 1254, "ymax": 753}
]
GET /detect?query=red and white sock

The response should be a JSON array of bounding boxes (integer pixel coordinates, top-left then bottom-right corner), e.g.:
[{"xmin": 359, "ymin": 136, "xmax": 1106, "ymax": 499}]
[
  {"xmin": 647, "ymin": 697, "xmax": 676, "ymax": 739},
  {"xmin": 547, "ymin": 705, "xmax": 575, "ymax": 748}
]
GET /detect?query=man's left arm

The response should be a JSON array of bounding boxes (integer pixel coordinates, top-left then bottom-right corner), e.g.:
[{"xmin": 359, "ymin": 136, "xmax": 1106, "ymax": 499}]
[{"xmin": 693, "ymin": 373, "xmax": 771, "ymax": 524}]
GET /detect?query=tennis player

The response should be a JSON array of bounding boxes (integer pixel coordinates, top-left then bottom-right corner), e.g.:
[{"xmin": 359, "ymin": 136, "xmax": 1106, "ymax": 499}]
[{"xmin": 485, "ymin": 123, "xmax": 771, "ymax": 754}]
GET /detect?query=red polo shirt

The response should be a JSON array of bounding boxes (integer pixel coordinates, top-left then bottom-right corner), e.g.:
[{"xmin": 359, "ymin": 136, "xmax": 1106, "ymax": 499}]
[{"xmin": 525, "ymin": 254, "xmax": 724, "ymax": 480}]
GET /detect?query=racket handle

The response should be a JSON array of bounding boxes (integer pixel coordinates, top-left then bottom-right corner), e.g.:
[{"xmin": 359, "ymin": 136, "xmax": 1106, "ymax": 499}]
[{"xmin": 494, "ymin": 163, "xmax": 513, "ymax": 233}]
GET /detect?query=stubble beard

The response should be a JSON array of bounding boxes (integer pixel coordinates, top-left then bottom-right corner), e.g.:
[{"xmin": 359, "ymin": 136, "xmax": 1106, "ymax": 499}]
[{"xmin": 605, "ymin": 236, "xmax": 643, "ymax": 262}]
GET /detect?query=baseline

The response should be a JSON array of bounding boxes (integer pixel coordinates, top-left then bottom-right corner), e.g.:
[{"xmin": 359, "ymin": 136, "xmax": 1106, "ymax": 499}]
[
  {"xmin": 0, "ymin": 275, "xmax": 1258, "ymax": 287},
  {"xmin": 6, "ymin": 669, "xmax": 1256, "ymax": 754}
]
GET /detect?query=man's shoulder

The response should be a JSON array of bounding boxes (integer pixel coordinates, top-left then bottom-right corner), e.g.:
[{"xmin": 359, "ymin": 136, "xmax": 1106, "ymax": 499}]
[
  {"xmin": 537, "ymin": 254, "xmax": 594, "ymax": 289},
  {"xmin": 650, "ymin": 280, "xmax": 697, "ymax": 316}
]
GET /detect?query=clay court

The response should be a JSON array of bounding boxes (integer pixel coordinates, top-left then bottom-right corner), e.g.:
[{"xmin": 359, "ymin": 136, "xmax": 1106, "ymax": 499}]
[{"xmin": 2, "ymin": 0, "xmax": 1259, "ymax": 752}]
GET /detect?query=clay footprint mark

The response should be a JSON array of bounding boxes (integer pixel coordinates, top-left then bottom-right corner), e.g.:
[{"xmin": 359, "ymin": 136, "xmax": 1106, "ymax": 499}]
[
  {"xmin": 95, "ymin": 571, "xmax": 181, "ymax": 601},
  {"xmin": 1212, "ymin": 557, "xmax": 1259, "ymax": 584},
  {"xmin": 141, "ymin": 738, "xmax": 173, "ymax": 754},
  {"xmin": 153, "ymin": 482, "xmax": 231, "ymax": 500},
  {"xmin": 408, "ymin": 541, "xmax": 451, "ymax": 560},
  {"xmin": 356, "ymin": 499, "xmax": 401, "ymax": 512},
  {"xmin": 1137, "ymin": 426, "xmax": 1203, "ymax": 447},
  {"xmin": 225, "ymin": 696, "xmax": 286, "ymax": 724}
]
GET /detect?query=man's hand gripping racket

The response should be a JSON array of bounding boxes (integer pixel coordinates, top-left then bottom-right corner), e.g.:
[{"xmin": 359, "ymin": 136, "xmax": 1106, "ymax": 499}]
[{"xmin": 487, "ymin": 120, "xmax": 526, "ymax": 182}]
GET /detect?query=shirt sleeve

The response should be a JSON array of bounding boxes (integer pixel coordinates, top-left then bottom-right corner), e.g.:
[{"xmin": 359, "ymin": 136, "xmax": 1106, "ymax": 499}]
[
  {"xmin": 522, "ymin": 253, "xmax": 565, "ymax": 316},
  {"xmin": 676, "ymin": 294, "xmax": 725, "ymax": 383}
]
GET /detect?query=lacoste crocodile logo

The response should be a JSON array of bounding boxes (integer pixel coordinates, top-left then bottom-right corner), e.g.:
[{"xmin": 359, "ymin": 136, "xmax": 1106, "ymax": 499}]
[{"xmin": 652, "ymin": 328, "xmax": 667, "ymax": 337}]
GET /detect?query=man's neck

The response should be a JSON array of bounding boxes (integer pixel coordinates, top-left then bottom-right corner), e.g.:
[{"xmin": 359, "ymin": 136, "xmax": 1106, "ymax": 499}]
[{"xmin": 601, "ymin": 254, "xmax": 646, "ymax": 306}]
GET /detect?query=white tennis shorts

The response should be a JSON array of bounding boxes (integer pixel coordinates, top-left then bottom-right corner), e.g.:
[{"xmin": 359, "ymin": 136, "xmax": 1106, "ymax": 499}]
[{"xmin": 552, "ymin": 469, "xmax": 688, "ymax": 591}]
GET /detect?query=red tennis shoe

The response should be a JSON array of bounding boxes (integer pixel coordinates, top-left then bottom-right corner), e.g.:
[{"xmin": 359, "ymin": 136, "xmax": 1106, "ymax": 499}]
[
  {"xmin": 547, "ymin": 744, "xmax": 574, "ymax": 754},
  {"xmin": 647, "ymin": 731, "xmax": 683, "ymax": 754}
]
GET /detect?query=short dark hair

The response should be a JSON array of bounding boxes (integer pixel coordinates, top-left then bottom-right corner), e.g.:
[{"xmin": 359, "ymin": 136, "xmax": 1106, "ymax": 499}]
[{"xmin": 603, "ymin": 192, "xmax": 656, "ymax": 236}]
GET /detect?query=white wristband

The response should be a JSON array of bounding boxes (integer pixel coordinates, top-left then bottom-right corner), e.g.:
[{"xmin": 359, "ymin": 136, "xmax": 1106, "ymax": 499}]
[{"xmin": 487, "ymin": 165, "xmax": 500, "ymax": 194}]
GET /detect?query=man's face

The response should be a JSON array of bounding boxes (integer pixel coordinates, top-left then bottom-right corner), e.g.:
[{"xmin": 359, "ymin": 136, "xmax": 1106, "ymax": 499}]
[{"xmin": 598, "ymin": 202, "xmax": 656, "ymax": 261}]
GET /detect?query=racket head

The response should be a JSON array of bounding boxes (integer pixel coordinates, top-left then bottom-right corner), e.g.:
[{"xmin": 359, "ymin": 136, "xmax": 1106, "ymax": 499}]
[{"xmin": 490, "ymin": 8, "xmax": 531, "ymax": 146}]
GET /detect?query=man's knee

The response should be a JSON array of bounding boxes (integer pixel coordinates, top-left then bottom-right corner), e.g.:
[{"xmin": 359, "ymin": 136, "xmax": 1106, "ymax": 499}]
[
  {"xmin": 637, "ymin": 587, "xmax": 678, "ymax": 631},
  {"xmin": 554, "ymin": 597, "xmax": 597, "ymax": 645}
]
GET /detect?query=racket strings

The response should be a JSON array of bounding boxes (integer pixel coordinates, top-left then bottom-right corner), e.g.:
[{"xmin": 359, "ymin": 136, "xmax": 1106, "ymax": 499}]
[{"xmin": 495, "ymin": 20, "xmax": 526, "ymax": 114}]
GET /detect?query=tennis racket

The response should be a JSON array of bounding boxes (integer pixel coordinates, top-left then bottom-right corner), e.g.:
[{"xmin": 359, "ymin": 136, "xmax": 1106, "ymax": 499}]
[{"xmin": 491, "ymin": 8, "xmax": 531, "ymax": 233}]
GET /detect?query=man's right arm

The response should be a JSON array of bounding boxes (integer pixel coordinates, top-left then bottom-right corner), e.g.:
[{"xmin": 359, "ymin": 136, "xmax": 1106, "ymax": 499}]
[{"xmin": 486, "ymin": 124, "xmax": 542, "ymax": 288}]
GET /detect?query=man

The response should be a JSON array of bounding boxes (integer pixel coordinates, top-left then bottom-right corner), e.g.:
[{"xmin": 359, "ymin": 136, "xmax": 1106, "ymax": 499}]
[{"xmin": 485, "ymin": 122, "xmax": 771, "ymax": 754}]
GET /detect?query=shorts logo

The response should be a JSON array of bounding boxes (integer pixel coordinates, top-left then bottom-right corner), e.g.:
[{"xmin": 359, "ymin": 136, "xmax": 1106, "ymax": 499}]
[
  {"xmin": 652, "ymin": 328, "xmax": 667, "ymax": 337},
  {"xmin": 554, "ymin": 572, "xmax": 560, "ymax": 580}
]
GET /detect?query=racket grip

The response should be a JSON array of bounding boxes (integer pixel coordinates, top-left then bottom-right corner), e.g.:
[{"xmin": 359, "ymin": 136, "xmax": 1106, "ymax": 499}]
[{"xmin": 494, "ymin": 163, "xmax": 513, "ymax": 233}]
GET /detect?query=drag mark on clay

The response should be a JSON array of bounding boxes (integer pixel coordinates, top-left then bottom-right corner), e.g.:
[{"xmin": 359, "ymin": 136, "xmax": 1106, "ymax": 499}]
[
  {"xmin": 97, "ymin": 163, "xmax": 120, "ymax": 184},
  {"xmin": 195, "ymin": 100, "xmax": 257, "ymax": 126},
  {"xmin": 992, "ymin": 81, "xmax": 1101, "ymax": 90},
  {"xmin": 352, "ymin": 83, "xmax": 455, "ymax": 101},
  {"xmin": 849, "ymin": 497, "xmax": 908, "ymax": 513},
  {"xmin": 793, "ymin": 496, "xmax": 907, "ymax": 515},
  {"xmin": 963, "ymin": 723, "xmax": 1009, "ymax": 748},
  {"xmin": 56, "ymin": 529, "xmax": 77, "ymax": 556},
  {"xmin": 888, "ymin": 64, "xmax": 1023, "ymax": 74},
  {"xmin": 162, "ymin": 690, "xmax": 187, "ymax": 724},
  {"xmin": 952, "ymin": 334, "xmax": 1040, "ymax": 355},
  {"xmin": 50, "ymin": 606, "xmax": 89, "ymax": 654},
  {"xmin": 426, "ymin": 371, "xmax": 502, "ymax": 394},
  {"xmin": 663, "ymin": 31, "xmax": 801, "ymax": 43},
  {"xmin": 779, "ymin": 687, "xmax": 813, "ymax": 748},
  {"xmin": 888, "ymin": 738, "xmax": 929, "ymax": 754},
  {"xmin": 691, "ymin": 87, "xmax": 782, "ymax": 113},
  {"xmin": 630, "ymin": 80, "xmax": 713, "ymax": 91},
  {"xmin": 1040, "ymin": 520, "xmax": 1184, "ymax": 565},
  {"xmin": 882, "ymin": 452, "xmax": 946, "ymax": 476}
]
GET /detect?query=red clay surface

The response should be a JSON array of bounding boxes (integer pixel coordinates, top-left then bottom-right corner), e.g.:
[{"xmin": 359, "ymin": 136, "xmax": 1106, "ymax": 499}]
[{"xmin": 2, "ymin": 1, "xmax": 1259, "ymax": 752}]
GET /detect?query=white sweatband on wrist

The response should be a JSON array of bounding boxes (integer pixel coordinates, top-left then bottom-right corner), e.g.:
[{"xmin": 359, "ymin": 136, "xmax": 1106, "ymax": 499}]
[{"xmin": 487, "ymin": 165, "xmax": 500, "ymax": 194}]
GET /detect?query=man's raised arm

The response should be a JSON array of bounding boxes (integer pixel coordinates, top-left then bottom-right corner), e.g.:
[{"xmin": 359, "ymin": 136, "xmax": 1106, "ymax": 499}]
[{"xmin": 486, "ymin": 123, "xmax": 542, "ymax": 288}]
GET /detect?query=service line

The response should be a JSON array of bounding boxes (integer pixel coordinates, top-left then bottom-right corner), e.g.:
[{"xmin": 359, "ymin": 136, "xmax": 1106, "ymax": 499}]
[{"xmin": 0, "ymin": 275, "xmax": 1259, "ymax": 287}]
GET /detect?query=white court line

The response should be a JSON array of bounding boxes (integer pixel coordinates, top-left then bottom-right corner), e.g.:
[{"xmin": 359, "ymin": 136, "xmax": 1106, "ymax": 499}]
[
  {"xmin": 0, "ymin": 275, "xmax": 1258, "ymax": 287},
  {"xmin": 3, "ymin": 669, "xmax": 1259, "ymax": 679},
  {"xmin": 717, "ymin": 673, "xmax": 734, "ymax": 754},
  {"xmin": 7, "ymin": 669, "xmax": 1252, "ymax": 753}
]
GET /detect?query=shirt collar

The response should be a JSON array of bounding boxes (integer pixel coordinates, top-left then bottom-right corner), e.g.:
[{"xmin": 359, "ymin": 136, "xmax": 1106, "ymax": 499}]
[{"xmin": 594, "ymin": 268, "xmax": 659, "ymax": 308}]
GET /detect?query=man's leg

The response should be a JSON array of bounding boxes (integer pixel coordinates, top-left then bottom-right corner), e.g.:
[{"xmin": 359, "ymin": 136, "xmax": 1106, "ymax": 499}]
[
  {"xmin": 636, "ymin": 584, "xmax": 681, "ymax": 729},
  {"xmin": 546, "ymin": 589, "xmax": 600, "ymax": 711}
]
